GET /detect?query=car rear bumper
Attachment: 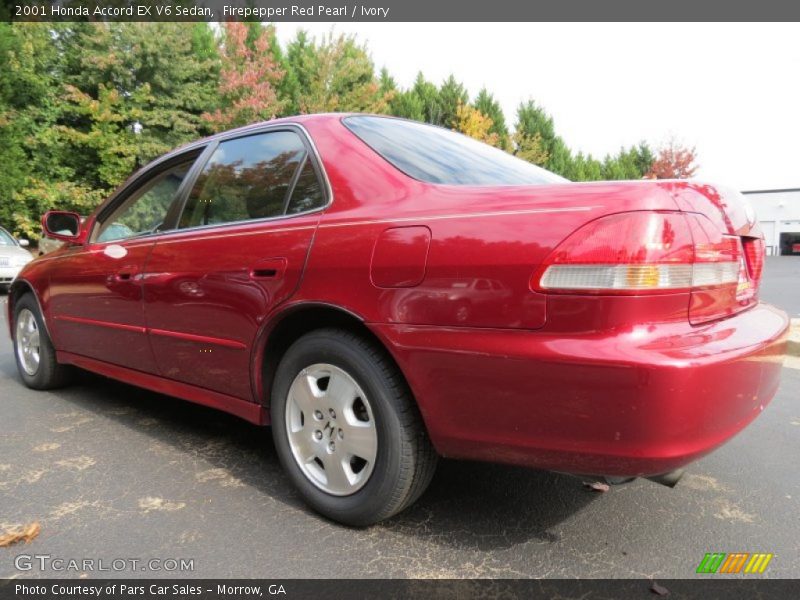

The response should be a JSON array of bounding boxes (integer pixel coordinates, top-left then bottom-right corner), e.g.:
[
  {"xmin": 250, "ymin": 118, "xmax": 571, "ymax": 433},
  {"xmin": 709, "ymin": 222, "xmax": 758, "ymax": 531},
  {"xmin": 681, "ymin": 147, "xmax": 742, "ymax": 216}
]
[{"xmin": 373, "ymin": 302, "xmax": 789, "ymax": 477}]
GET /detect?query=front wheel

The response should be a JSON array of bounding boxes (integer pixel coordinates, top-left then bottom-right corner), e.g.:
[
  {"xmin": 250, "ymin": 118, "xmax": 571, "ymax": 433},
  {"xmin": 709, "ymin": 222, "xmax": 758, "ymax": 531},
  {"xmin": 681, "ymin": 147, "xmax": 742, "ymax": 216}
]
[
  {"xmin": 12, "ymin": 294, "xmax": 72, "ymax": 390},
  {"xmin": 270, "ymin": 328, "xmax": 437, "ymax": 526}
]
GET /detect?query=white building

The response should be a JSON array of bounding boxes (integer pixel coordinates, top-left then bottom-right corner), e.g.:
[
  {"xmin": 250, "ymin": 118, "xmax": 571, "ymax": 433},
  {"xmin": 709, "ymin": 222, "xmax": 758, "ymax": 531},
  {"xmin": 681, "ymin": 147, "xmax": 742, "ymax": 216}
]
[{"xmin": 742, "ymin": 188, "xmax": 800, "ymax": 256}]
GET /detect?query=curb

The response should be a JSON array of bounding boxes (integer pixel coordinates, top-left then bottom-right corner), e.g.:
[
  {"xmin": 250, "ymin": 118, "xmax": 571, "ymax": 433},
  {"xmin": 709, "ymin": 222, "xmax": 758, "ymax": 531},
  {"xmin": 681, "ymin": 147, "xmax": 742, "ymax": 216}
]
[{"xmin": 788, "ymin": 319, "xmax": 800, "ymax": 358}]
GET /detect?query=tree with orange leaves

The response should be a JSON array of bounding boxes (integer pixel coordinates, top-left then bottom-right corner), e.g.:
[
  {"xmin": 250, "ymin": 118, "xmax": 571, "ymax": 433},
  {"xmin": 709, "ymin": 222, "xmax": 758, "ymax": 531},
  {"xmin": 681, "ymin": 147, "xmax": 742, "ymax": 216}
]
[
  {"xmin": 647, "ymin": 138, "xmax": 699, "ymax": 179},
  {"xmin": 202, "ymin": 23, "xmax": 285, "ymax": 132},
  {"xmin": 455, "ymin": 103, "xmax": 500, "ymax": 147}
]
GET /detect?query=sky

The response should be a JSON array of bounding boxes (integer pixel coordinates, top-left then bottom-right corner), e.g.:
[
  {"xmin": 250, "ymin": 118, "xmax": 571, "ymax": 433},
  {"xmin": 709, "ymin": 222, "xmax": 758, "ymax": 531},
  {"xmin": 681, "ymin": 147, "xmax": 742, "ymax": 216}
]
[{"xmin": 275, "ymin": 23, "xmax": 800, "ymax": 191}]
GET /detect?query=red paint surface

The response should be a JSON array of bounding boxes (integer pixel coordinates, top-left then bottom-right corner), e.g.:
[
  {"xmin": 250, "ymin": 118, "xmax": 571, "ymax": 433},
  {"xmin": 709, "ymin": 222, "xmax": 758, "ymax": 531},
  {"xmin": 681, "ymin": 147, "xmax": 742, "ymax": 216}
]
[{"xmin": 9, "ymin": 114, "xmax": 789, "ymax": 478}]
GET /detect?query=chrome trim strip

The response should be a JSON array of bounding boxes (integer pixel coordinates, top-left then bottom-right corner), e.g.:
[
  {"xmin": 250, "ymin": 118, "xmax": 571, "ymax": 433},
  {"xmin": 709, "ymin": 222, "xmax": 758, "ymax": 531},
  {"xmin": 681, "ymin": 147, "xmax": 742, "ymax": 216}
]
[
  {"xmin": 148, "ymin": 327, "xmax": 247, "ymax": 350},
  {"xmin": 318, "ymin": 205, "xmax": 599, "ymax": 229},
  {"xmin": 53, "ymin": 315, "xmax": 247, "ymax": 350},
  {"xmin": 54, "ymin": 314, "xmax": 147, "ymax": 334},
  {"xmin": 152, "ymin": 224, "xmax": 318, "ymax": 244}
]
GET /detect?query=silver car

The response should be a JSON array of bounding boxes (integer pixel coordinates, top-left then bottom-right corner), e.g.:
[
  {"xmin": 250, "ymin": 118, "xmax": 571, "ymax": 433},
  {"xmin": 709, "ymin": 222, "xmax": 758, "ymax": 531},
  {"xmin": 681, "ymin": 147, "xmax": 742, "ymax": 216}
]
[{"xmin": 0, "ymin": 226, "xmax": 33, "ymax": 293}]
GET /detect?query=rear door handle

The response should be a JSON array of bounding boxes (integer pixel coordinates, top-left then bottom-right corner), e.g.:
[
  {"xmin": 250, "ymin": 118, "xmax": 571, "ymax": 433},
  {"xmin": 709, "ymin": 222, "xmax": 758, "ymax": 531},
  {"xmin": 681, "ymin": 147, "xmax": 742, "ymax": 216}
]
[
  {"xmin": 250, "ymin": 258, "xmax": 287, "ymax": 280},
  {"xmin": 115, "ymin": 266, "xmax": 139, "ymax": 281}
]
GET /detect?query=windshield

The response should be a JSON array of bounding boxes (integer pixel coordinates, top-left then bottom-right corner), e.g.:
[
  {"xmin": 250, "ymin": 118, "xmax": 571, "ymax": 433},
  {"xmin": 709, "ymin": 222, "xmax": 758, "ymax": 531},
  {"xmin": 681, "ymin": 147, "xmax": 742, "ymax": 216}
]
[
  {"xmin": 343, "ymin": 115, "xmax": 567, "ymax": 186},
  {"xmin": 0, "ymin": 229, "xmax": 17, "ymax": 246}
]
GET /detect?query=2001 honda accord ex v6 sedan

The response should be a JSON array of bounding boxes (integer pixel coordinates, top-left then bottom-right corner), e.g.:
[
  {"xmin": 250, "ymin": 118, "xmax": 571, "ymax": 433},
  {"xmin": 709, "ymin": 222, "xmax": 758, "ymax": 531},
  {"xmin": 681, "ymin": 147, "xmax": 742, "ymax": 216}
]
[{"xmin": 7, "ymin": 114, "xmax": 789, "ymax": 525}]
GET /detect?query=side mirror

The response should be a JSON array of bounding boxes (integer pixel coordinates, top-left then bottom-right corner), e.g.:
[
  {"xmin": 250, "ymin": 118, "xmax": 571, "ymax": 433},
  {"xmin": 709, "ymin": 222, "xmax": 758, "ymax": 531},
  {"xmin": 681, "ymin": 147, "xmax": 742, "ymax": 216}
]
[
  {"xmin": 18, "ymin": 239, "xmax": 30, "ymax": 247},
  {"xmin": 41, "ymin": 211, "xmax": 84, "ymax": 243}
]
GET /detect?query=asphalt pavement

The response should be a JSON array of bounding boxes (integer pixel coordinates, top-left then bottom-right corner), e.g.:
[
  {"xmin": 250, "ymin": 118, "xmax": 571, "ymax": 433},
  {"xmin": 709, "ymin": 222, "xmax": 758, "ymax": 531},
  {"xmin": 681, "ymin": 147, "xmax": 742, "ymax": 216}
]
[
  {"xmin": 760, "ymin": 256, "xmax": 800, "ymax": 319},
  {"xmin": 0, "ymin": 259, "xmax": 798, "ymax": 578}
]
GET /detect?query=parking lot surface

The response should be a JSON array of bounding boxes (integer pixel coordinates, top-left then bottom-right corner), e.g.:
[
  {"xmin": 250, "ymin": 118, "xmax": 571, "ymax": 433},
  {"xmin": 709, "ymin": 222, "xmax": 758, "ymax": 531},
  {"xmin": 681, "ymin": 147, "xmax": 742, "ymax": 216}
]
[
  {"xmin": 0, "ymin": 258, "xmax": 798, "ymax": 578},
  {"xmin": 760, "ymin": 257, "xmax": 800, "ymax": 318}
]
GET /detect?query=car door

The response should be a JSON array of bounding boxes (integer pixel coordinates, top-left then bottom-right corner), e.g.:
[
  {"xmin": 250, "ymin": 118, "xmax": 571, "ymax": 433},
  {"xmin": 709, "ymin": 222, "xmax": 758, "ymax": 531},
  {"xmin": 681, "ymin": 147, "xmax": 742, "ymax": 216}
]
[
  {"xmin": 142, "ymin": 127, "xmax": 329, "ymax": 401},
  {"xmin": 47, "ymin": 151, "xmax": 203, "ymax": 373}
]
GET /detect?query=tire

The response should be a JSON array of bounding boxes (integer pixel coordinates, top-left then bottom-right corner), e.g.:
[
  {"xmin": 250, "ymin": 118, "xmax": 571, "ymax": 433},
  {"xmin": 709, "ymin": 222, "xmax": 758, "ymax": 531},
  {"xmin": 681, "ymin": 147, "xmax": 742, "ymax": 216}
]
[
  {"xmin": 12, "ymin": 294, "xmax": 72, "ymax": 390},
  {"xmin": 271, "ymin": 328, "xmax": 438, "ymax": 526}
]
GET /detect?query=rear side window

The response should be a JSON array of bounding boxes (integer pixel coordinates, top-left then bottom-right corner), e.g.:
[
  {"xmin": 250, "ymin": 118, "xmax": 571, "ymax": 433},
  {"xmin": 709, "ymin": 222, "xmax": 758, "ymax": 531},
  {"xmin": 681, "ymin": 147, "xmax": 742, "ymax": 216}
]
[
  {"xmin": 179, "ymin": 130, "xmax": 325, "ymax": 228},
  {"xmin": 344, "ymin": 115, "xmax": 566, "ymax": 186},
  {"xmin": 287, "ymin": 159, "xmax": 325, "ymax": 215}
]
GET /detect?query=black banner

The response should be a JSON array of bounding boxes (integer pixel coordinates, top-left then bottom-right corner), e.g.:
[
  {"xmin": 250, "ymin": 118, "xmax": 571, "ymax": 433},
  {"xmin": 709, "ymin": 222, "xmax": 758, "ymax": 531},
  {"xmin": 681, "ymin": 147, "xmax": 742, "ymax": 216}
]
[
  {"xmin": 5, "ymin": 0, "xmax": 800, "ymax": 22},
  {"xmin": 2, "ymin": 580, "xmax": 800, "ymax": 600}
]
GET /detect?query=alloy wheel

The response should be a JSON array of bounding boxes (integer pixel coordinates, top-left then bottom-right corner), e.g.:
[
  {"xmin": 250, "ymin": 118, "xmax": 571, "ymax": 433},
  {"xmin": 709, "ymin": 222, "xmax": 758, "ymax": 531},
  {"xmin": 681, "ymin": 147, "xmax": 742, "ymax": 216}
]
[
  {"xmin": 15, "ymin": 308, "xmax": 41, "ymax": 376},
  {"xmin": 285, "ymin": 363, "xmax": 378, "ymax": 496}
]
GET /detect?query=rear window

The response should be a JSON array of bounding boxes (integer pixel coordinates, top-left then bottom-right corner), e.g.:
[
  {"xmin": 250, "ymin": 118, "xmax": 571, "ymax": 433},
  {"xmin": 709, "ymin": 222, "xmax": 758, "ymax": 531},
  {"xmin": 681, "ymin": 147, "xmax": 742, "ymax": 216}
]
[{"xmin": 343, "ymin": 115, "xmax": 566, "ymax": 186}]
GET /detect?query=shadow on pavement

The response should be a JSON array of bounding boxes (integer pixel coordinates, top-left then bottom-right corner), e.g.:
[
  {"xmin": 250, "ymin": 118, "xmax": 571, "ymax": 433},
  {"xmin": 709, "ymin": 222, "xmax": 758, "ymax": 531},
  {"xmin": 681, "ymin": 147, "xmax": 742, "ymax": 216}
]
[{"xmin": 0, "ymin": 358, "xmax": 597, "ymax": 552}]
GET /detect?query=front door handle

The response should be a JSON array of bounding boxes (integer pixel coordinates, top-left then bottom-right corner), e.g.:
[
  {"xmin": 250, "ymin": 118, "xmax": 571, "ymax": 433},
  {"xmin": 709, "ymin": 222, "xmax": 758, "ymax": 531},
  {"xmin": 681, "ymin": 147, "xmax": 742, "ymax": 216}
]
[{"xmin": 250, "ymin": 258, "xmax": 287, "ymax": 280}]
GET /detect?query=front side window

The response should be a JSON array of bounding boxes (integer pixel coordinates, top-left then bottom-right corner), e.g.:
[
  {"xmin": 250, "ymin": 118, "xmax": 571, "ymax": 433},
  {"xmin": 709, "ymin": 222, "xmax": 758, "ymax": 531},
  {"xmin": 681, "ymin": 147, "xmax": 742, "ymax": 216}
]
[
  {"xmin": 344, "ymin": 115, "xmax": 567, "ymax": 186},
  {"xmin": 179, "ymin": 130, "xmax": 325, "ymax": 229},
  {"xmin": 95, "ymin": 161, "xmax": 193, "ymax": 243}
]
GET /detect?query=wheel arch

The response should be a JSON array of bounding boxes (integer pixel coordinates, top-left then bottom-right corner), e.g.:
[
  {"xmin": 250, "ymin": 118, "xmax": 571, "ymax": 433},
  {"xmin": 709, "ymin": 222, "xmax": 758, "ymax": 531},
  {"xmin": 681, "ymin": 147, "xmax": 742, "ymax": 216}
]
[
  {"xmin": 252, "ymin": 302, "xmax": 417, "ymax": 415},
  {"xmin": 7, "ymin": 279, "xmax": 51, "ymax": 341}
]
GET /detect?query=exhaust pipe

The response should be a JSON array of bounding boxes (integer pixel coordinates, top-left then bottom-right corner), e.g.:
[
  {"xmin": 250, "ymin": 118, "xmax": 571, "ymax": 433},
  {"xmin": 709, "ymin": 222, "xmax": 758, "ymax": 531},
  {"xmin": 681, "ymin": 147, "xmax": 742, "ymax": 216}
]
[
  {"xmin": 645, "ymin": 469, "xmax": 684, "ymax": 488},
  {"xmin": 602, "ymin": 476, "xmax": 635, "ymax": 485},
  {"xmin": 580, "ymin": 469, "xmax": 685, "ymax": 488}
]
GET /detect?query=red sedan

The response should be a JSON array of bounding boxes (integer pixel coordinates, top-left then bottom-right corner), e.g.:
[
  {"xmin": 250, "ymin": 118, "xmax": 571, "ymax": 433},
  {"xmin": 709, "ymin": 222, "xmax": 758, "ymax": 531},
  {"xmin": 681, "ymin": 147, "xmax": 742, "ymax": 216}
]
[{"xmin": 6, "ymin": 114, "xmax": 789, "ymax": 525}]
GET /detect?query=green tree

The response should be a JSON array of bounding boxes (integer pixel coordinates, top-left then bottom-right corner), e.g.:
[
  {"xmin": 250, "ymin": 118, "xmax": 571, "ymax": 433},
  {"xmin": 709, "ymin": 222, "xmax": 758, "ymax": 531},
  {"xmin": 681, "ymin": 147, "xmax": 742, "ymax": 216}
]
[
  {"xmin": 512, "ymin": 131, "xmax": 549, "ymax": 165},
  {"xmin": 514, "ymin": 100, "xmax": 576, "ymax": 176},
  {"xmin": 547, "ymin": 137, "xmax": 574, "ymax": 177},
  {"xmin": 569, "ymin": 152, "xmax": 604, "ymax": 181},
  {"xmin": 437, "ymin": 75, "xmax": 468, "ymax": 128},
  {"xmin": 378, "ymin": 67, "xmax": 396, "ymax": 95},
  {"xmin": 56, "ymin": 23, "xmax": 219, "ymax": 171},
  {"xmin": 2, "ymin": 22, "xmax": 222, "ymax": 238},
  {"xmin": 515, "ymin": 101, "xmax": 556, "ymax": 149},
  {"xmin": 0, "ymin": 23, "xmax": 34, "ymax": 230},
  {"xmin": 0, "ymin": 23, "xmax": 91, "ymax": 238},
  {"xmin": 388, "ymin": 89, "xmax": 425, "ymax": 121},
  {"xmin": 0, "ymin": 22, "xmax": 687, "ymax": 240},
  {"xmin": 474, "ymin": 88, "xmax": 509, "ymax": 149},
  {"xmin": 411, "ymin": 72, "xmax": 443, "ymax": 125},
  {"xmin": 263, "ymin": 23, "xmax": 300, "ymax": 116},
  {"xmin": 284, "ymin": 30, "xmax": 317, "ymax": 114},
  {"xmin": 513, "ymin": 100, "xmax": 657, "ymax": 180},
  {"xmin": 285, "ymin": 31, "xmax": 389, "ymax": 114},
  {"xmin": 514, "ymin": 100, "xmax": 567, "ymax": 173},
  {"xmin": 632, "ymin": 141, "xmax": 655, "ymax": 176}
]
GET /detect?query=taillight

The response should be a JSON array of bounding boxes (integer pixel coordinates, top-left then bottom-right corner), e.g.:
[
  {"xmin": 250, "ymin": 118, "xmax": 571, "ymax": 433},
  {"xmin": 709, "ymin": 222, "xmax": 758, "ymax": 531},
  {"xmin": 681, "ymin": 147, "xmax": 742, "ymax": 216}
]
[
  {"xmin": 742, "ymin": 237, "xmax": 765, "ymax": 282},
  {"xmin": 685, "ymin": 214, "xmax": 746, "ymax": 323},
  {"xmin": 532, "ymin": 211, "xmax": 753, "ymax": 324}
]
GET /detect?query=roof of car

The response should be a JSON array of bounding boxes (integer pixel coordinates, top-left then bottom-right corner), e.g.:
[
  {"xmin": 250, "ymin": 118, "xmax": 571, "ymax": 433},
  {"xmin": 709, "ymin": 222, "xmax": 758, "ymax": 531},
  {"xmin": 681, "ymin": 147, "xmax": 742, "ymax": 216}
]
[
  {"xmin": 96, "ymin": 114, "xmax": 359, "ymax": 214},
  {"xmin": 154, "ymin": 113, "xmax": 352, "ymax": 166},
  {"xmin": 210, "ymin": 113, "xmax": 348, "ymax": 141}
]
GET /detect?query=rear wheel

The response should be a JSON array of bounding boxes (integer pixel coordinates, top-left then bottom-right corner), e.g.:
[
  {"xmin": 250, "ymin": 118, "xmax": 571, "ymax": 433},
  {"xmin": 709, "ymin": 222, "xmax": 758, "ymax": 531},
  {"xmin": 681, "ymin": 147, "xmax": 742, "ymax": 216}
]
[
  {"xmin": 270, "ymin": 328, "xmax": 437, "ymax": 526},
  {"xmin": 12, "ymin": 294, "xmax": 72, "ymax": 390}
]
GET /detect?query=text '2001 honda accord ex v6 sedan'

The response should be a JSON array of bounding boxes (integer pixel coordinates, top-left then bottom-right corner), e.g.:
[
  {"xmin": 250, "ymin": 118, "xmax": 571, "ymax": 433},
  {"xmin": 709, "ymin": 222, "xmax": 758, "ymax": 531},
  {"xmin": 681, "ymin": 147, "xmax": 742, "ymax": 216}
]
[{"xmin": 6, "ymin": 114, "xmax": 789, "ymax": 526}]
